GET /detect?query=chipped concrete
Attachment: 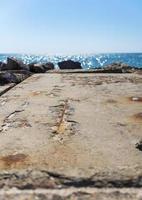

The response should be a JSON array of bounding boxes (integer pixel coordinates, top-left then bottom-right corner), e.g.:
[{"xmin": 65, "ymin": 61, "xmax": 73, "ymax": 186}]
[{"xmin": 0, "ymin": 73, "xmax": 142, "ymax": 199}]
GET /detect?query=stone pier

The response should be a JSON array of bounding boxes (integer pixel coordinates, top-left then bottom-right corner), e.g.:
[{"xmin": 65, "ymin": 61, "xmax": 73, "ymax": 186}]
[{"xmin": 0, "ymin": 71, "xmax": 142, "ymax": 199}]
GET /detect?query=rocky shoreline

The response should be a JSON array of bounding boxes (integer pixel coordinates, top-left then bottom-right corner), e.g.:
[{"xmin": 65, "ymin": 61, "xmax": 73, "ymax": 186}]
[{"xmin": 0, "ymin": 57, "xmax": 141, "ymax": 86}]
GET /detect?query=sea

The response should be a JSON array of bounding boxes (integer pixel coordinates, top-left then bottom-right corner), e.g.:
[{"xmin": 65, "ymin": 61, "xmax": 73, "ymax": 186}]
[{"xmin": 0, "ymin": 53, "xmax": 142, "ymax": 69}]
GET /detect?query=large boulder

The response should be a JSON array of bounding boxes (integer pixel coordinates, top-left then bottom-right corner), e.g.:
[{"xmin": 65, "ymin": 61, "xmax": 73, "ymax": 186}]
[
  {"xmin": 14, "ymin": 73, "xmax": 30, "ymax": 83},
  {"xmin": 43, "ymin": 62, "xmax": 55, "ymax": 71},
  {"xmin": 1, "ymin": 57, "xmax": 29, "ymax": 71},
  {"xmin": 5, "ymin": 70, "xmax": 32, "ymax": 83},
  {"xmin": 0, "ymin": 72, "xmax": 18, "ymax": 85},
  {"xmin": 29, "ymin": 63, "xmax": 46, "ymax": 73},
  {"xmin": 0, "ymin": 62, "xmax": 7, "ymax": 71},
  {"xmin": 58, "ymin": 60, "xmax": 82, "ymax": 70}
]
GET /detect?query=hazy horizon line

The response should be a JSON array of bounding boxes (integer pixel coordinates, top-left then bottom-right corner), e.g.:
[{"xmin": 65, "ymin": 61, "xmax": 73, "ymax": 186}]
[{"xmin": 0, "ymin": 51, "xmax": 142, "ymax": 56}]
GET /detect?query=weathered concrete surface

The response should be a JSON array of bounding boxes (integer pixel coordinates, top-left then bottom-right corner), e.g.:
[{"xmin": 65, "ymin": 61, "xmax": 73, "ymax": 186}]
[
  {"xmin": 0, "ymin": 73, "xmax": 142, "ymax": 190},
  {"xmin": 0, "ymin": 188, "xmax": 142, "ymax": 200}
]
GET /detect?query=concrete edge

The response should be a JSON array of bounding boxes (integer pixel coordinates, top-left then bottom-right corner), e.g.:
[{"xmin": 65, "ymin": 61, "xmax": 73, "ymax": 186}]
[
  {"xmin": 0, "ymin": 188, "xmax": 141, "ymax": 200},
  {"xmin": 46, "ymin": 69, "xmax": 142, "ymax": 74},
  {"xmin": 0, "ymin": 84, "xmax": 16, "ymax": 96}
]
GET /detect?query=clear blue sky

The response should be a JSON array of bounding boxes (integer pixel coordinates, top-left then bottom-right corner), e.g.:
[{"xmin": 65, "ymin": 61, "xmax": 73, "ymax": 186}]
[{"xmin": 0, "ymin": 0, "xmax": 142, "ymax": 54}]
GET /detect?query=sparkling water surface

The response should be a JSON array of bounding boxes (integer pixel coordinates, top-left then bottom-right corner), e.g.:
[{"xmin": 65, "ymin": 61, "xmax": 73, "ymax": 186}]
[{"xmin": 0, "ymin": 53, "xmax": 142, "ymax": 69}]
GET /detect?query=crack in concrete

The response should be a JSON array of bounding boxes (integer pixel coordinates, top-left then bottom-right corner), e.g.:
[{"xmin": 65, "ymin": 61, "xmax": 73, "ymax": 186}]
[
  {"xmin": 55, "ymin": 99, "xmax": 69, "ymax": 135},
  {"xmin": 0, "ymin": 109, "xmax": 24, "ymax": 132},
  {"xmin": 50, "ymin": 100, "xmax": 78, "ymax": 143}
]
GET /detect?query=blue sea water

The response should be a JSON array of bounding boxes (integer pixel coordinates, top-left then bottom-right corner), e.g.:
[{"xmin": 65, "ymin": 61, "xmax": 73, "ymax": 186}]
[{"xmin": 0, "ymin": 53, "xmax": 142, "ymax": 69}]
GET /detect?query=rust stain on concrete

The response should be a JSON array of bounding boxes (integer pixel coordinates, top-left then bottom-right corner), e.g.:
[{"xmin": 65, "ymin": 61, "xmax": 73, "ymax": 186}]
[
  {"xmin": 119, "ymin": 96, "xmax": 142, "ymax": 104},
  {"xmin": 106, "ymin": 99, "xmax": 118, "ymax": 104},
  {"xmin": 114, "ymin": 96, "xmax": 142, "ymax": 105},
  {"xmin": 31, "ymin": 91, "xmax": 50, "ymax": 97},
  {"xmin": 128, "ymin": 96, "xmax": 142, "ymax": 102},
  {"xmin": 55, "ymin": 100, "xmax": 69, "ymax": 134},
  {"xmin": 0, "ymin": 154, "xmax": 28, "ymax": 169},
  {"xmin": 31, "ymin": 91, "xmax": 42, "ymax": 96},
  {"xmin": 17, "ymin": 119, "xmax": 32, "ymax": 128},
  {"xmin": 132, "ymin": 113, "xmax": 142, "ymax": 122}
]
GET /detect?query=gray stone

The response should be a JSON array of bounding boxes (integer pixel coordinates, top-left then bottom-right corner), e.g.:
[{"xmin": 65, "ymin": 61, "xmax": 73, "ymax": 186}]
[
  {"xmin": 0, "ymin": 70, "xmax": 32, "ymax": 84},
  {"xmin": 0, "ymin": 63, "xmax": 7, "ymax": 71},
  {"xmin": 1, "ymin": 57, "xmax": 29, "ymax": 71},
  {"xmin": 43, "ymin": 62, "xmax": 55, "ymax": 71},
  {"xmin": 0, "ymin": 72, "xmax": 18, "ymax": 85},
  {"xmin": 58, "ymin": 60, "xmax": 82, "ymax": 70},
  {"xmin": 13, "ymin": 72, "xmax": 31, "ymax": 83},
  {"xmin": 29, "ymin": 64, "xmax": 46, "ymax": 73},
  {"xmin": 103, "ymin": 62, "xmax": 133, "ymax": 73}
]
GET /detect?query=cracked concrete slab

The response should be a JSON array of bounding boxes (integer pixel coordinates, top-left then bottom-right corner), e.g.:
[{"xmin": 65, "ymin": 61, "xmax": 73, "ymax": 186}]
[{"xmin": 0, "ymin": 73, "xmax": 142, "ymax": 190}]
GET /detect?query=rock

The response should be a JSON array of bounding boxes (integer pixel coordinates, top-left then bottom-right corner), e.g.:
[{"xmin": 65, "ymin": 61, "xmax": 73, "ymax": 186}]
[
  {"xmin": 0, "ymin": 70, "xmax": 31, "ymax": 85},
  {"xmin": 4, "ymin": 70, "xmax": 32, "ymax": 76},
  {"xmin": 14, "ymin": 73, "xmax": 30, "ymax": 83},
  {"xmin": 0, "ymin": 72, "xmax": 18, "ymax": 85},
  {"xmin": 9, "ymin": 70, "xmax": 32, "ymax": 83},
  {"xmin": 103, "ymin": 62, "xmax": 133, "ymax": 73},
  {"xmin": 43, "ymin": 62, "xmax": 55, "ymax": 71},
  {"xmin": 136, "ymin": 141, "xmax": 142, "ymax": 151},
  {"xmin": 0, "ymin": 62, "xmax": 7, "ymax": 71},
  {"xmin": 29, "ymin": 64, "xmax": 46, "ymax": 73},
  {"xmin": 58, "ymin": 60, "xmax": 82, "ymax": 70},
  {"xmin": 1, "ymin": 57, "xmax": 29, "ymax": 71}
]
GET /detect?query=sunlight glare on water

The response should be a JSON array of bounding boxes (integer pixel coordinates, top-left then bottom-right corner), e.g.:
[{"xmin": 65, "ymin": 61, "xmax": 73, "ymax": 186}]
[{"xmin": 0, "ymin": 53, "xmax": 142, "ymax": 69}]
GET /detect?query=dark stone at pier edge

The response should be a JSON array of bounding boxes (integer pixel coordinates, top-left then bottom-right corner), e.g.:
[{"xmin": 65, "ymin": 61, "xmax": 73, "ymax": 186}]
[
  {"xmin": 0, "ymin": 72, "xmax": 18, "ymax": 85},
  {"xmin": 0, "ymin": 70, "xmax": 32, "ymax": 85},
  {"xmin": 0, "ymin": 62, "xmax": 7, "ymax": 71},
  {"xmin": 58, "ymin": 60, "xmax": 82, "ymax": 70},
  {"xmin": 29, "ymin": 62, "xmax": 54, "ymax": 73},
  {"xmin": 1, "ymin": 57, "xmax": 29, "ymax": 71},
  {"xmin": 29, "ymin": 63, "xmax": 46, "ymax": 73},
  {"xmin": 103, "ymin": 62, "xmax": 135, "ymax": 73},
  {"xmin": 43, "ymin": 62, "xmax": 55, "ymax": 70}
]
